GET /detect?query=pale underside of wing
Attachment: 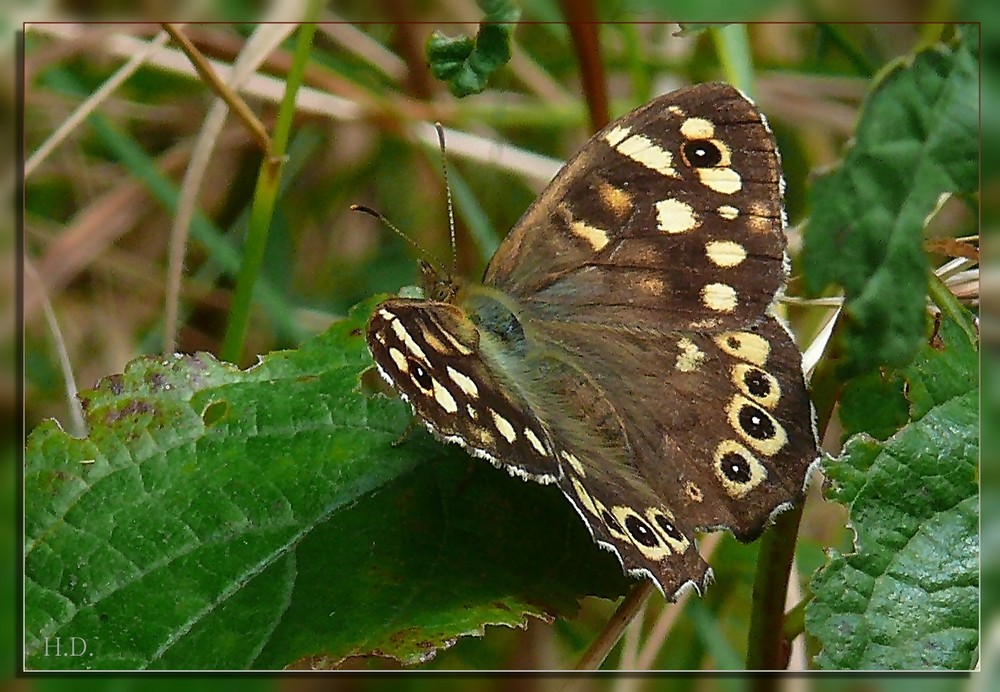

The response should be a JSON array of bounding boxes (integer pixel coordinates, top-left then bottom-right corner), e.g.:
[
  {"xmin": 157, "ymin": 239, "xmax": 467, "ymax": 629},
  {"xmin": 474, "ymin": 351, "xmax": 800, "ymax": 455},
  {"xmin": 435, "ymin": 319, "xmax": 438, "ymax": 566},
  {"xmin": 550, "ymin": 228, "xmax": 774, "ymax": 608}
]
[{"xmin": 367, "ymin": 299, "xmax": 562, "ymax": 483}]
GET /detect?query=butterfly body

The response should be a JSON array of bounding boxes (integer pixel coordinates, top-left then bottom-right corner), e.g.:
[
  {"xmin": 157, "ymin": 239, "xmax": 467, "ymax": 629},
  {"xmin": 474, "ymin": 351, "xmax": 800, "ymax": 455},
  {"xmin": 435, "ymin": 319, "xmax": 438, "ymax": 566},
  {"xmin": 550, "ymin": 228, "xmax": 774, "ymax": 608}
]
[{"xmin": 367, "ymin": 83, "xmax": 819, "ymax": 599}]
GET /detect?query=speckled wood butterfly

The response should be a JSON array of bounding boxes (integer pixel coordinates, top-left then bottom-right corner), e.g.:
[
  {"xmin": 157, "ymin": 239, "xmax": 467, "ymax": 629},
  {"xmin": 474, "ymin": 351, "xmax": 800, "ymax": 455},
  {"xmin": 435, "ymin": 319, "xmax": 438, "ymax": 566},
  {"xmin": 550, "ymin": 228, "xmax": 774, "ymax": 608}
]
[{"xmin": 366, "ymin": 83, "xmax": 819, "ymax": 599}]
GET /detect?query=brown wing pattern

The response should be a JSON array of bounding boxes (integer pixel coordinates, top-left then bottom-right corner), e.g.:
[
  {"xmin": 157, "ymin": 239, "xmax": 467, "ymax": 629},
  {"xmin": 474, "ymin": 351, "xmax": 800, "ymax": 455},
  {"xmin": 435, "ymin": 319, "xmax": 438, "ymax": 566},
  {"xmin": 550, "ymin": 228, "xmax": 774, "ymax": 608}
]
[
  {"xmin": 367, "ymin": 83, "xmax": 818, "ymax": 599},
  {"xmin": 368, "ymin": 298, "xmax": 561, "ymax": 483},
  {"xmin": 485, "ymin": 83, "xmax": 786, "ymax": 333},
  {"xmin": 477, "ymin": 83, "xmax": 817, "ymax": 592}
]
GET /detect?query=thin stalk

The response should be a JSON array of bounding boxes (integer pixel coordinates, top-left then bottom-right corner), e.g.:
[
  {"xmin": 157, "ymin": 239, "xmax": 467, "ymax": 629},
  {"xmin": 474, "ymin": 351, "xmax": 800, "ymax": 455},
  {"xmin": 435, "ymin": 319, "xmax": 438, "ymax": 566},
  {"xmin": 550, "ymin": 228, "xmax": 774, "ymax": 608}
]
[
  {"xmin": 573, "ymin": 580, "xmax": 656, "ymax": 671},
  {"xmin": 161, "ymin": 23, "xmax": 272, "ymax": 155},
  {"xmin": 928, "ymin": 268, "xmax": 979, "ymax": 348},
  {"xmin": 712, "ymin": 24, "xmax": 754, "ymax": 97},
  {"xmin": 745, "ymin": 503, "xmax": 805, "ymax": 671},
  {"xmin": 220, "ymin": 19, "xmax": 319, "ymax": 363},
  {"xmin": 782, "ymin": 592, "xmax": 813, "ymax": 642}
]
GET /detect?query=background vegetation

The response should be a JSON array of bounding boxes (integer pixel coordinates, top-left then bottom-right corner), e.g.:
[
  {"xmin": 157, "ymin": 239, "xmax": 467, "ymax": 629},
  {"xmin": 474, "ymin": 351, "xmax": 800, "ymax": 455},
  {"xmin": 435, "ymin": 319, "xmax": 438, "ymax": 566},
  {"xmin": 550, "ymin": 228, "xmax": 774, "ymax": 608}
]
[{"xmin": 11, "ymin": 0, "xmax": 994, "ymax": 684}]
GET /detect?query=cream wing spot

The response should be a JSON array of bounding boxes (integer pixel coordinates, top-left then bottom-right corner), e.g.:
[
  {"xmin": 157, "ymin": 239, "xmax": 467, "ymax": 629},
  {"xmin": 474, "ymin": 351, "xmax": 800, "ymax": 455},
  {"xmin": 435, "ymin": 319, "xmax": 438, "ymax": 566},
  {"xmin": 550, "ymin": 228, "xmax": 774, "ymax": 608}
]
[
  {"xmin": 690, "ymin": 317, "xmax": 719, "ymax": 330},
  {"xmin": 675, "ymin": 337, "xmax": 705, "ymax": 373},
  {"xmin": 470, "ymin": 425, "xmax": 495, "ymax": 447},
  {"xmin": 655, "ymin": 198, "xmax": 699, "ymax": 234},
  {"xmin": 431, "ymin": 379, "xmax": 458, "ymax": 414},
  {"xmin": 718, "ymin": 204, "xmax": 739, "ymax": 220},
  {"xmin": 420, "ymin": 328, "xmax": 450, "ymax": 354},
  {"xmin": 570, "ymin": 476, "xmax": 600, "ymax": 517},
  {"xmin": 705, "ymin": 240, "xmax": 747, "ymax": 268},
  {"xmin": 603, "ymin": 125, "xmax": 631, "ymax": 146},
  {"xmin": 598, "ymin": 180, "xmax": 633, "ymax": 217},
  {"xmin": 561, "ymin": 450, "xmax": 586, "ymax": 477},
  {"xmin": 432, "ymin": 322, "xmax": 473, "ymax": 355},
  {"xmin": 701, "ymin": 283, "xmax": 738, "ymax": 313},
  {"xmin": 524, "ymin": 427, "xmax": 548, "ymax": 456},
  {"xmin": 388, "ymin": 347, "xmax": 408, "ymax": 373},
  {"xmin": 490, "ymin": 409, "xmax": 517, "ymax": 443},
  {"xmin": 570, "ymin": 219, "xmax": 610, "ymax": 251},
  {"xmin": 680, "ymin": 116, "xmax": 715, "ymax": 139},
  {"xmin": 715, "ymin": 332, "xmax": 770, "ymax": 366},
  {"xmin": 697, "ymin": 167, "xmax": 742, "ymax": 195},
  {"xmin": 466, "ymin": 403, "xmax": 478, "ymax": 419},
  {"xmin": 446, "ymin": 365, "xmax": 479, "ymax": 398},
  {"xmin": 606, "ymin": 128, "xmax": 678, "ymax": 177},
  {"xmin": 391, "ymin": 319, "xmax": 429, "ymax": 363}
]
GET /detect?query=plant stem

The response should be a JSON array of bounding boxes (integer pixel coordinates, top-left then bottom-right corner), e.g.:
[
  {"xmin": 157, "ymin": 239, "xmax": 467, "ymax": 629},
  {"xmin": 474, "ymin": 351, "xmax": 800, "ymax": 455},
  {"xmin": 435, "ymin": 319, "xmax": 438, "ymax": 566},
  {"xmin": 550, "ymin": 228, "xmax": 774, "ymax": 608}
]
[
  {"xmin": 744, "ymin": 312, "xmax": 841, "ymax": 670},
  {"xmin": 928, "ymin": 268, "xmax": 978, "ymax": 348},
  {"xmin": 573, "ymin": 580, "xmax": 655, "ymax": 670},
  {"xmin": 782, "ymin": 592, "xmax": 813, "ymax": 641},
  {"xmin": 161, "ymin": 23, "xmax": 271, "ymax": 155},
  {"xmin": 220, "ymin": 19, "xmax": 319, "ymax": 364},
  {"xmin": 712, "ymin": 24, "xmax": 754, "ymax": 97},
  {"xmin": 745, "ymin": 503, "xmax": 804, "ymax": 670}
]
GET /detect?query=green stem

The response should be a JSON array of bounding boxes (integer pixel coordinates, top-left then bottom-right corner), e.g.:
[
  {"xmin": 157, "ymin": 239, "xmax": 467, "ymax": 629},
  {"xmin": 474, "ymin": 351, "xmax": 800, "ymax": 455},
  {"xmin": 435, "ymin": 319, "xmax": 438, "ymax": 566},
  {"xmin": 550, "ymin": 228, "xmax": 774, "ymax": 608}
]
[
  {"xmin": 711, "ymin": 24, "xmax": 754, "ymax": 97},
  {"xmin": 745, "ymin": 503, "xmax": 804, "ymax": 670},
  {"xmin": 782, "ymin": 592, "xmax": 813, "ymax": 641},
  {"xmin": 220, "ymin": 18, "xmax": 319, "ymax": 364},
  {"xmin": 927, "ymin": 269, "xmax": 978, "ymax": 348}
]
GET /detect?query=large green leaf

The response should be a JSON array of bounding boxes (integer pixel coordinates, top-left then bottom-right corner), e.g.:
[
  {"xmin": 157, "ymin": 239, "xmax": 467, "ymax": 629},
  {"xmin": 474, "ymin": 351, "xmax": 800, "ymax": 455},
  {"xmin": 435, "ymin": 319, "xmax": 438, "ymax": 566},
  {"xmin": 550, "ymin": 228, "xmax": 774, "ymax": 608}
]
[
  {"xmin": 802, "ymin": 26, "xmax": 978, "ymax": 376},
  {"xmin": 838, "ymin": 313, "xmax": 978, "ymax": 441},
  {"xmin": 806, "ymin": 312, "xmax": 979, "ymax": 670},
  {"xmin": 24, "ymin": 298, "xmax": 631, "ymax": 670}
]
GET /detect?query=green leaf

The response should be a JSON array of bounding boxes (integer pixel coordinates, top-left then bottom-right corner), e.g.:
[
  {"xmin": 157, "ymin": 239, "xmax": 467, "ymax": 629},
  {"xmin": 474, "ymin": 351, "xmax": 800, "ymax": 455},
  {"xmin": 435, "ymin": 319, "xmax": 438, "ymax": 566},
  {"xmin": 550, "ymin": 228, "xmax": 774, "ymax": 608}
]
[
  {"xmin": 802, "ymin": 25, "xmax": 978, "ymax": 376},
  {"xmin": 426, "ymin": 0, "xmax": 519, "ymax": 97},
  {"xmin": 806, "ymin": 311, "xmax": 979, "ymax": 669},
  {"xmin": 838, "ymin": 311, "xmax": 978, "ymax": 441},
  {"xmin": 24, "ymin": 297, "xmax": 631, "ymax": 670}
]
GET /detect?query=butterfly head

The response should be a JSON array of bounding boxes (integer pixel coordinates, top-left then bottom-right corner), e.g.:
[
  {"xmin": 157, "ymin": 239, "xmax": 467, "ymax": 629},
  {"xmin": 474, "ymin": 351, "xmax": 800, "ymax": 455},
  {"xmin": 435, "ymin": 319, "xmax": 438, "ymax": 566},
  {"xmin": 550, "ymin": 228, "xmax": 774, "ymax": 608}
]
[{"xmin": 418, "ymin": 259, "xmax": 460, "ymax": 303}]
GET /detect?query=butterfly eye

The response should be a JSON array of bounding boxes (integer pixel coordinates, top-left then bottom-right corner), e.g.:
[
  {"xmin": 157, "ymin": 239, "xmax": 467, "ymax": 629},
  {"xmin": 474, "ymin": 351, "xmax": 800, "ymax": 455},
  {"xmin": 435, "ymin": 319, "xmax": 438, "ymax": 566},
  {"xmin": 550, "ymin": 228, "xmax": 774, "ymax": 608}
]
[{"xmin": 682, "ymin": 139, "xmax": 722, "ymax": 168}]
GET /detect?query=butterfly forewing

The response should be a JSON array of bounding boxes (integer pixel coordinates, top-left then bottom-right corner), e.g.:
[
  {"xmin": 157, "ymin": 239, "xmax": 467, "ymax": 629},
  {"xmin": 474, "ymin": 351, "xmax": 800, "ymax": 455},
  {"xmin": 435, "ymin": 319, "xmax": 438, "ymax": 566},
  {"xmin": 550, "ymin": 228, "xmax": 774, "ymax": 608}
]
[
  {"xmin": 485, "ymin": 83, "xmax": 786, "ymax": 333},
  {"xmin": 366, "ymin": 82, "xmax": 818, "ymax": 600}
]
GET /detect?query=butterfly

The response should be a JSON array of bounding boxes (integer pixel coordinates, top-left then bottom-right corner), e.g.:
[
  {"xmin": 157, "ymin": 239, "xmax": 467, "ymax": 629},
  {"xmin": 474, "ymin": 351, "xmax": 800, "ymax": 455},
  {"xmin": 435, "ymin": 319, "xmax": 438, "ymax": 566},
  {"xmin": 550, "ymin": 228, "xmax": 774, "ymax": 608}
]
[{"xmin": 365, "ymin": 82, "xmax": 819, "ymax": 599}]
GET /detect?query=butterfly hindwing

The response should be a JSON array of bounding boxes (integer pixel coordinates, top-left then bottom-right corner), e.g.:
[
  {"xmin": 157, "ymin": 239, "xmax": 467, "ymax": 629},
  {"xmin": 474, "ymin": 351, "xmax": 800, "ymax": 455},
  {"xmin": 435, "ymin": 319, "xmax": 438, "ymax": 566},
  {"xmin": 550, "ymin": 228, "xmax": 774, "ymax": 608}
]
[{"xmin": 535, "ymin": 313, "xmax": 816, "ymax": 544}]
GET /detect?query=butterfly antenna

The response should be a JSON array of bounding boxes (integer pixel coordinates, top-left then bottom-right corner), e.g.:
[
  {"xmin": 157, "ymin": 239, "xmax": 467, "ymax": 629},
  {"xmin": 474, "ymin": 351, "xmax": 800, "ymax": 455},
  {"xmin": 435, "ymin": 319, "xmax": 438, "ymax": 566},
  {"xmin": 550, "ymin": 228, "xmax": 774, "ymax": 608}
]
[
  {"xmin": 435, "ymin": 122, "xmax": 458, "ymax": 277},
  {"xmin": 349, "ymin": 204, "xmax": 446, "ymax": 270}
]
